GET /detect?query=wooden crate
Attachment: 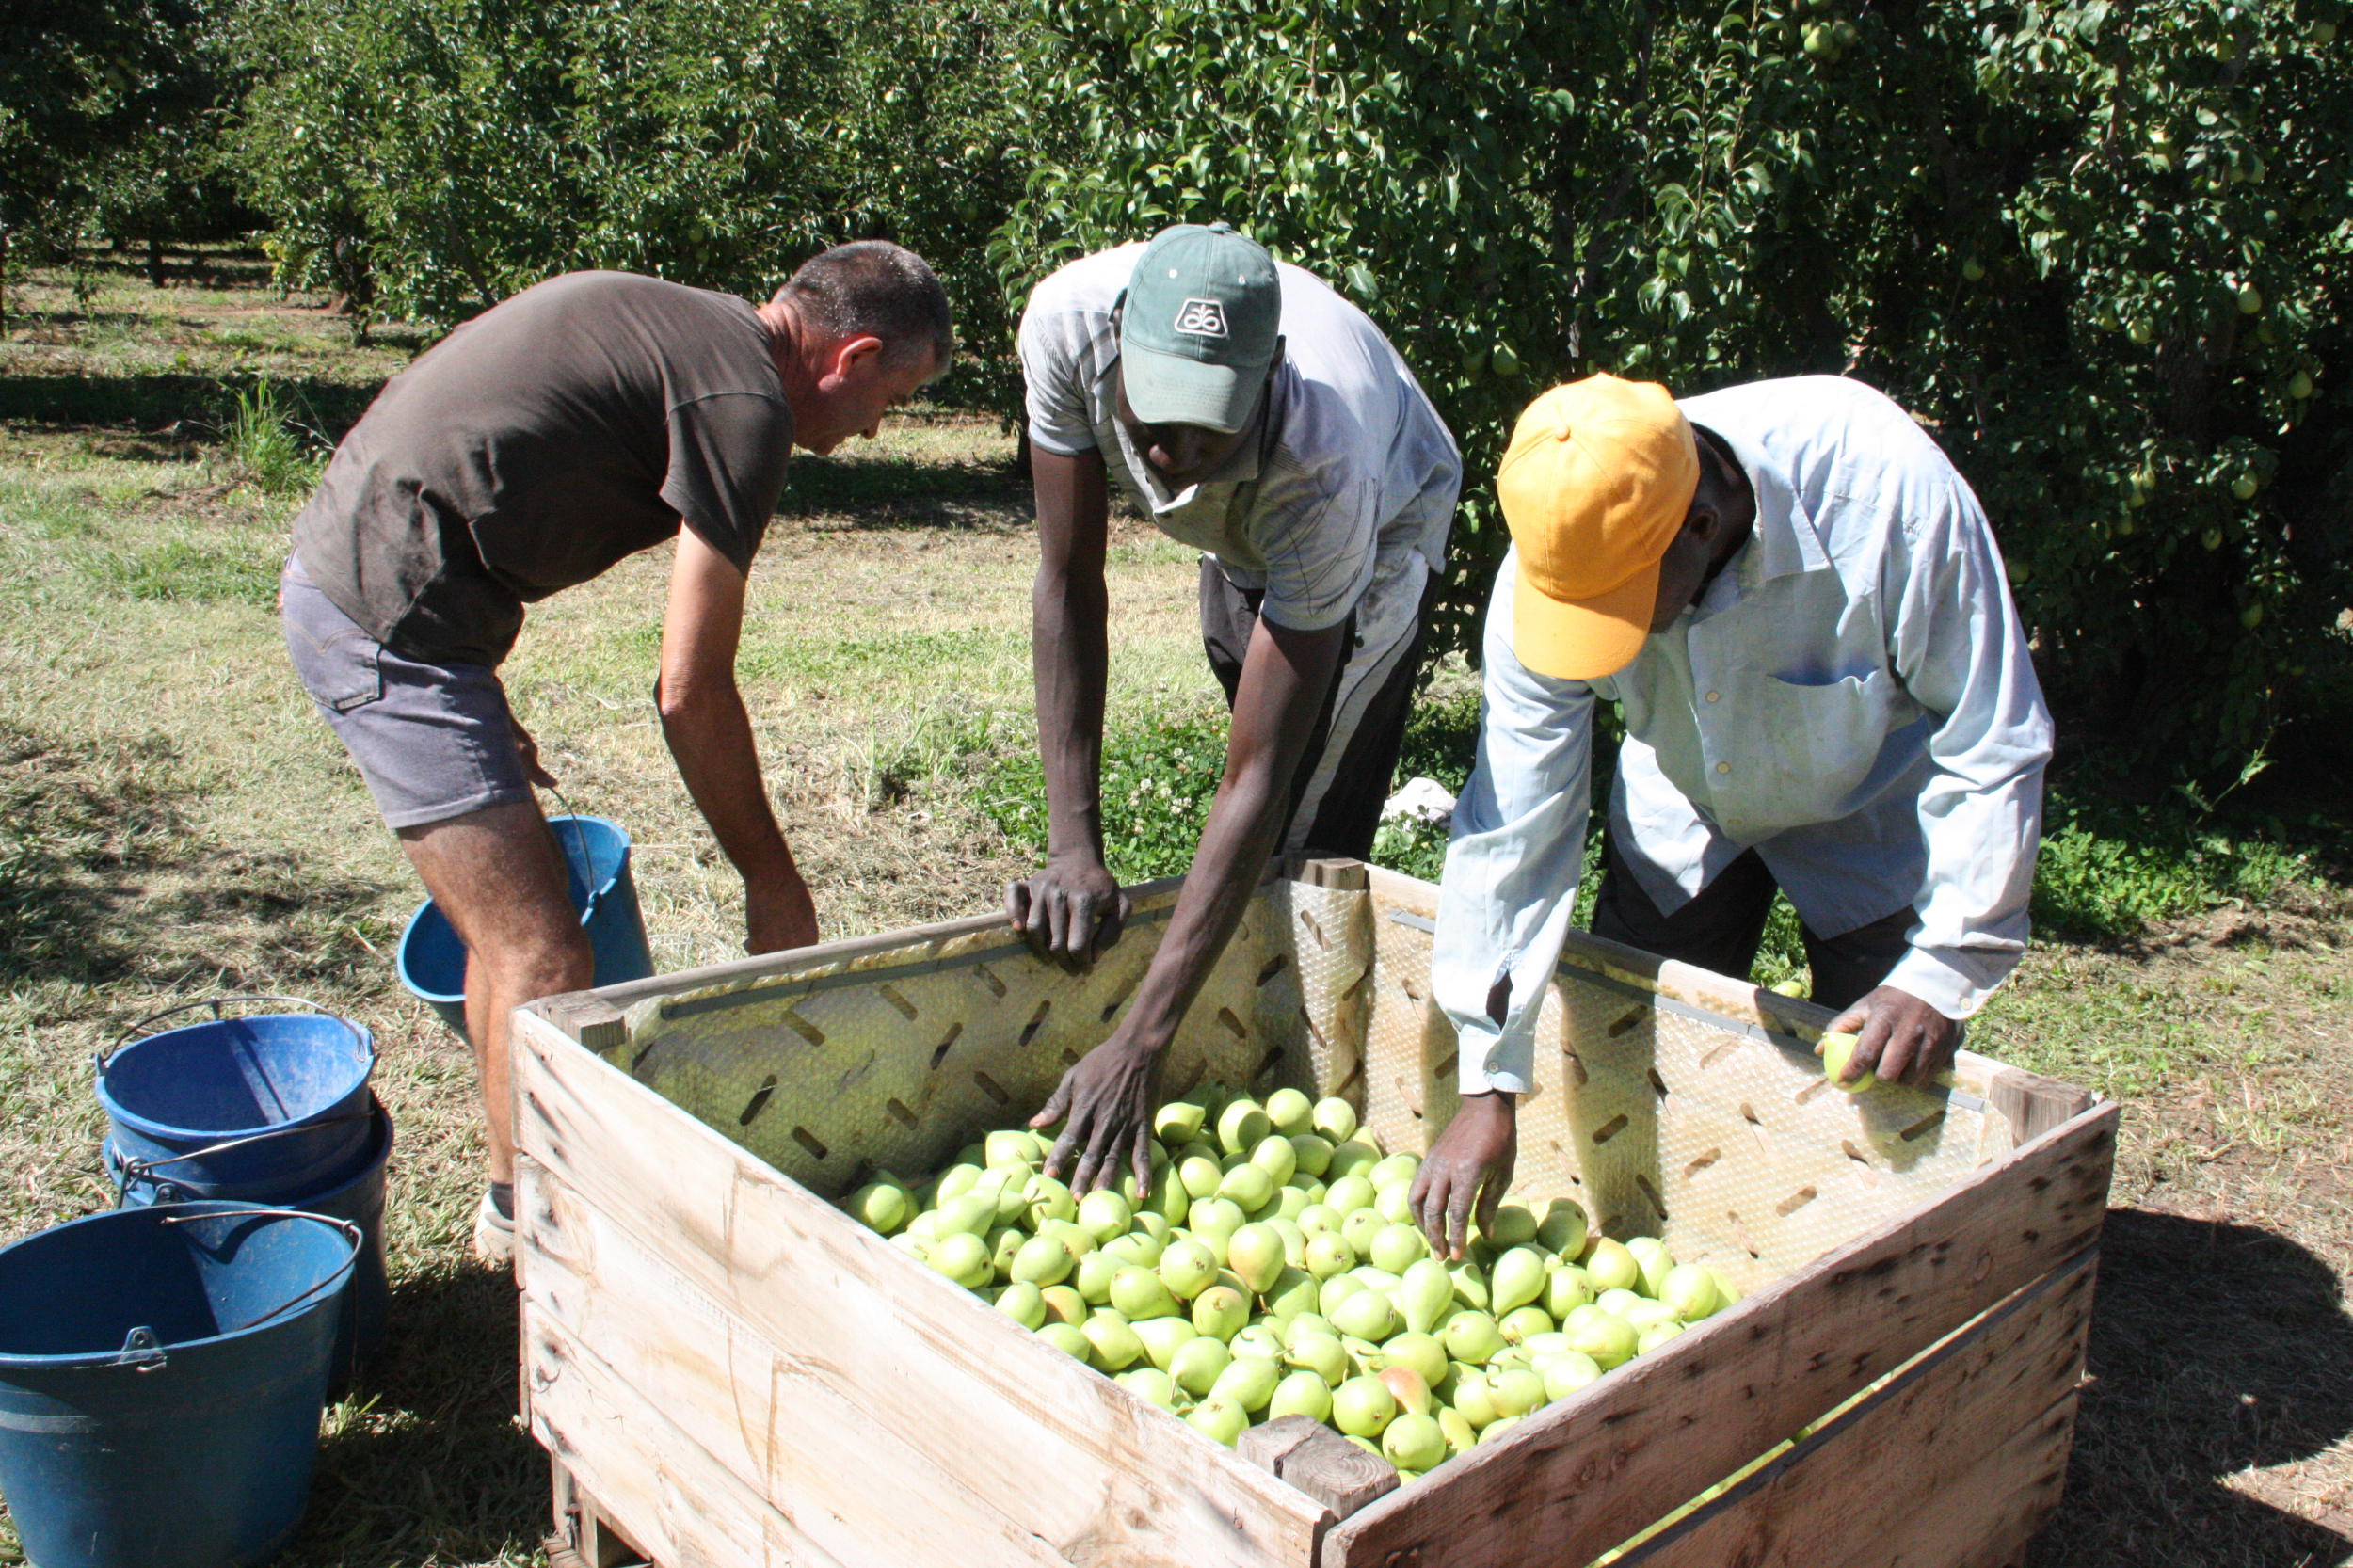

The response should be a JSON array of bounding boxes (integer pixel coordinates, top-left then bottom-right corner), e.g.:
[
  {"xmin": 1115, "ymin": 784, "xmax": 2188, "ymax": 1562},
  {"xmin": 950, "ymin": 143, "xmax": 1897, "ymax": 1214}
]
[{"xmin": 511, "ymin": 859, "xmax": 2114, "ymax": 1568}]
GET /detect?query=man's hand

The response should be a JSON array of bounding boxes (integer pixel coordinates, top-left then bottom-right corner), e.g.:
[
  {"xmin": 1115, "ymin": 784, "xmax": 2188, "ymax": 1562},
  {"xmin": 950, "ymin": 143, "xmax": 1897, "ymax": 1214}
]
[
  {"xmin": 744, "ymin": 871, "xmax": 818, "ymax": 955},
  {"xmin": 510, "ymin": 715, "xmax": 558, "ymax": 790},
  {"xmin": 1411, "ymin": 1090, "xmax": 1519, "ymax": 1260},
  {"xmin": 1007, "ymin": 852, "xmax": 1131, "ymax": 970},
  {"xmin": 1825, "ymin": 984, "xmax": 1958, "ymax": 1086},
  {"xmin": 1030, "ymin": 1032, "xmax": 1160, "ymax": 1195}
]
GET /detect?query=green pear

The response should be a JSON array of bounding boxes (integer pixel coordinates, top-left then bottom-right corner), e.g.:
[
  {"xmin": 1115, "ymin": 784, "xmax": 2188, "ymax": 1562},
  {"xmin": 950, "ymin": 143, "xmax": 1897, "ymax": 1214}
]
[
  {"xmin": 1074, "ymin": 1250, "xmax": 1122, "ymax": 1305},
  {"xmin": 1216, "ymin": 1162, "xmax": 1276, "ymax": 1214},
  {"xmin": 1144, "ymin": 1167, "xmax": 1190, "ymax": 1225},
  {"xmin": 1348, "ymin": 1265, "xmax": 1401, "ymax": 1295},
  {"xmin": 997, "ymin": 1281, "xmax": 1048, "ymax": 1330},
  {"xmin": 1311, "ymin": 1097, "xmax": 1359, "ymax": 1143},
  {"xmin": 1225, "ymin": 1223, "xmax": 1286, "ymax": 1294},
  {"xmin": 1193, "ymin": 1284, "xmax": 1250, "ymax": 1341},
  {"xmin": 1189, "ymin": 1198, "xmax": 1245, "ymax": 1251},
  {"xmin": 935, "ymin": 1163, "xmax": 984, "ymax": 1203},
  {"xmin": 1330, "ymin": 1288, "xmax": 1400, "ymax": 1342},
  {"xmin": 988, "ymin": 1225, "xmax": 1027, "ymax": 1279},
  {"xmin": 1449, "ymin": 1259, "xmax": 1491, "ymax": 1312},
  {"xmin": 1169, "ymin": 1334, "xmax": 1231, "ymax": 1398},
  {"xmin": 1217, "ymin": 1099, "xmax": 1272, "ymax": 1156},
  {"xmin": 1234, "ymin": 1322, "xmax": 1289, "ymax": 1363},
  {"xmin": 1040, "ymin": 1284, "xmax": 1088, "ymax": 1326},
  {"xmin": 1384, "ymin": 1412, "xmax": 1448, "ymax": 1471},
  {"xmin": 1116, "ymin": 1367, "xmax": 1180, "ymax": 1410},
  {"xmin": 1273, "ymin": 1186, "xmax": 1316, "ymax": 1221},
  {"xmin": 1211, "ymin": 1353, "xmax": 1281, "ymax": 1413},
  {"xmin": 935, "ymin": 1192, "xmax": 997, "ymax": 1240},
  {"xmin": 1324, "ymin": 1175, "xmax": 1377, "ymax": 1215},
  {"xmin": 1287, "ymin": 1330, "xmax": 1351, "ymax": 1385},
  {"xmin": 1596, "ymin": 1288, "xmax": 1646, "ymax": 1319},
  {"xmin": 1269, "ymin": 1219, "xmax": 1309, "ymax": 1268},
  {"xmin": 1157, "ymin": 1239, "xmax": 1219, "ymax": 1301},
  {"xmin": 1491, "ymin": 1247, "xmax": 1548, "ymax": 1315},
  {"xmin": 1318, "ymin": 1272, "xmax": 1367, "ymax": 1318},
  {"xmin": 1544, "ymin": 1264, "xmax": 1594, "ymax": 1320},
  {"xmin": 1376, "ymin": 1183, "xmax": 1417, "ymax": 1224},
  {"xmin": 984, "ymin": 1129, "xmax": 1037, "ymax": 1168},
  {"xmin": 1536, "ymin": 1199, "xmax": 1589, "ymax": 1258},
  {"xmin": 1625, "ymin": 1237, "xmax": 1673, "ymax": 1298},
  {"xmin": 1024, "ymin": 1176, "xmax": 1077, "ymax": 1229},
  {"xmin": 847, "ymin": 1180, "xmax": 913, "ymax": 1235},
  {"xmin": 1284, "ymin": 1311, "xmax": 1336, "ymax": 1346},
  {"xmin": 1111, "ymin": 1265, "xmax": 1181, "ymax": 1320},
  {"xmin": 1178, "ymin": 1155, "xmax": 1224, "ymax": 1201},
  {"xmin": 1103, "ymin": 1230, "xmax": 1165, "ymax": 1269},
  {"xmin": 1325, "ymin": 1141, "xmax": 1381, "ymax": 1181},
  {"xmin": 1035, "ymin": 1321, "xmax": 1090, "ymax": 1359},
  {"xmin": 1707, "ymin": 1266, "xmax": 1743, "ymax": 1309},
  {"xmin": 1819, "ymin": 1031, "xmax": 1875, "ymax": 1093},
  {"xmin": 1078, "ymin": 1189, "xmax": 1134, "ymax": 1244},
  {"xmin": 1261, "ymin": 1267, "xmax": 1321, "ymax": 1323},
  {"xmin": 1135, "ymin": 1314, "xmax": 1198, "ymax": 1371},
  {"xmin": 929, "ymin": 1232, "xmax": 993, "ymax": 1289},
  {"xmin": 1662, "ymin": 1263, "xmax": 1722, "ymax": 1322},
  {"xmin": 1036, "ymin": 1219, "xmax": 1094, "ymax": 1259},
  {"xmin": 1305, "ymin": 1233, "xmax": 1357, "ymax": 1281},
  {"xmin": 1439, "ymin": 1407, "xmax": 1480, "ymax": 1455},
  {"xmin": 1489, "ymin": 1367, "xmax": 1545, "ymax": 1418},
  {"xmin": 1287, "ymin": 1134, "xmax": 1334, "ymax": 1180},
  {"xmin": 1499, "ymin": 1304, "xmax": 1554, "ymax": 1344},
  {"xmin": 1381, "ymin": 1331, "xmax": 1449, "ymax": 1386},
  {"xmin": 1369, "ymin": 1153, "xmax": 1421, "ymax": 1191},
  {"xmin": 1154, "ymin": 1101, "xmax": 1207, "ymax": 1143},
  {"xmin": 1584, "ymin": 1238, "xmax": 1640, "ymax": 1293},
  {"xmin": 1480, "ymin": 1415, "xmax": 1522, "ymax": 1445},
  {"xmin": 1270, "ymin": 1368, "xmax": 1333, "ymax": 1422},
  {"xmin": 1397, "ymin": 1257, "xmax": 1456, "ymax": 1336},
  {"xmin": 1637, "ymin": 1321, "xmax": 1685, "ymax": 1354},
  {"xmin": 1566, "ymin": 1310, "xmax": 1638, "ymax": 1370},
  {"xmin": 1442, "ymin": 1309, "xmax": 1506, "ymax": 1365},
  {"xmin": 1370, "ymin": 1223, "xmax": 1430, "ymax": 1276},
  {"xmin": 1333, "ymin": 1374, "xmax": 1398, "ymax": 1438},
  {"xmin": 1341, "ymin": 1208, "xmax": 1388, "ymax": 1256},
  {"xmin": 1482, "ymin": 1204, "xmax": 1538, "ymax": 1248},
  {"xmin": 1451, "ymin": 1368, "xmax": 1499, "ymax": 1427},
  {"xmin": 1081, "ymin": 1314, "xmax": 1144, "ymax": 1372},
  {"xmin": 1264, "ymin": 1087, "xmax": 1315, "ymax": 1136},
  {"xmin": 1538, "ymin": 1350, "xmax": 1604, "ymax": 1400},
  {"xmin": 904, "ymin": 1213, "xmax": 941, "ymax": 1242},
  {"xmin": 1249, "ymin": 1133, "xmax": 1298, "ymax": 1188},
  {"xmin": 1186, "ymin": 1394, "xmax": 1247, "ymax": 1446},
  {"xmin": 1623, "ymin": 1299, "xmax": 1679, "ymax": 1332}
]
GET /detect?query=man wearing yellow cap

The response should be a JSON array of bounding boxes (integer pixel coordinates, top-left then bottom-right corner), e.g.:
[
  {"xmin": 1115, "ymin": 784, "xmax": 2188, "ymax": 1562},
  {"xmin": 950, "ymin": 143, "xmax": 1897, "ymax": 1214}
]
[{"xmin": 1412, "ymin": 374, "xmax": 2053, "ymax": 1255}]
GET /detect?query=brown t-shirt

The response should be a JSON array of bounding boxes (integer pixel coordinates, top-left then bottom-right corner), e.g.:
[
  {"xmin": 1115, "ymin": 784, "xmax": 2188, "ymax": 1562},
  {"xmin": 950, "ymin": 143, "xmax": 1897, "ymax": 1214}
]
[{"xmin": 294, "ymin": 271, "xmax": 794, "ymax": 665}]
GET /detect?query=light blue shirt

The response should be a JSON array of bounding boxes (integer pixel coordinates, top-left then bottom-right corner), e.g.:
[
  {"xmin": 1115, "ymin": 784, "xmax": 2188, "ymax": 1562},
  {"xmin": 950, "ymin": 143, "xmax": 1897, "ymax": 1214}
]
[{"xmin": 1433, "ymin": 376, "xmax": 2053, "ymax": 1096}]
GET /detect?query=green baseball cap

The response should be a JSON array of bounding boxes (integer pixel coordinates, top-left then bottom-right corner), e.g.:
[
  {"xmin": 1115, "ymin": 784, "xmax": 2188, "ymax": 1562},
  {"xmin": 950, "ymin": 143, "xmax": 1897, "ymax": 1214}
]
[{"xmin": 1120, "ymin": 221, "xmax": 1282, "ymax": 433}]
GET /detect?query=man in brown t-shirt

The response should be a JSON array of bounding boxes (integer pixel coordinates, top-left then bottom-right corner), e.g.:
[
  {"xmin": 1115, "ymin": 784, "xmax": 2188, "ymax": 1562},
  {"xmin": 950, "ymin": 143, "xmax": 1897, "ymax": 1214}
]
[{"xmin": 281, "ymin": 241, "xmax": 952, "ymax": 1261}]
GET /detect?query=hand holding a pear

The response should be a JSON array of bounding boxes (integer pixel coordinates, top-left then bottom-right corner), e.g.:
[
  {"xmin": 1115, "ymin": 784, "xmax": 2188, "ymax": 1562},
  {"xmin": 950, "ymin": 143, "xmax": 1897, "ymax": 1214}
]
[
  {"xmin": 1821, "ymin": 984, "xmax": 1956, "ymax": 1087},
  {"xmin": 1032, "ymin": 1030, "xmax": 1164, "ymax": 1194},
  {"xmin": 1410, "ymin": 1089, "xmax": 1518, "ymax": 1260}
]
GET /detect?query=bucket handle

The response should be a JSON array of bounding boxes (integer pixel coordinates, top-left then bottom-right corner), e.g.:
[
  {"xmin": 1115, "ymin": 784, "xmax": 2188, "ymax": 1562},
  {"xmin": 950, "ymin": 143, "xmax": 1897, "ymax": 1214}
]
[
  {"xmin": 100, "ymin": 994, "xmax": 369, "ymax": 1070},
  {"xmin": 543, "ymin": 790, "xmax": 609, "ymax": 919},
  {"xmin": 117, "ymin": 1326, "xmax": 168, "ymax": 1372},
  {"xmin": 155, "ymin": 1210, "xmax": 366, "ymax": 1336},
  {"xmin": 106, "ymin": 1110, "xmax": 376, "ymax": 1197}
]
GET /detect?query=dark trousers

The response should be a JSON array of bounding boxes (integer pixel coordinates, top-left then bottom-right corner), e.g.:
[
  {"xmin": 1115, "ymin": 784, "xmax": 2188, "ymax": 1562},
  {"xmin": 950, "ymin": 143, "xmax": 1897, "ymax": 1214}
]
[
  {"xmin": 1588, "ymin": 826, "xmax": 1913, "ymax": 1010},
  {"xmin": 1198, "ymin": 559, "xmax": 1436, "ymax": 861}
]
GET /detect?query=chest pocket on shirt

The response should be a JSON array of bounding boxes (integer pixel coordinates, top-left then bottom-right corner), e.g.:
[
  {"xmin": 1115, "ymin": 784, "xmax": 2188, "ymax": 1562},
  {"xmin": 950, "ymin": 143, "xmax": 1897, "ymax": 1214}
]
[{"xmin": 1753, "ymin": 667, "xmax": 1907, "ymax": 804}]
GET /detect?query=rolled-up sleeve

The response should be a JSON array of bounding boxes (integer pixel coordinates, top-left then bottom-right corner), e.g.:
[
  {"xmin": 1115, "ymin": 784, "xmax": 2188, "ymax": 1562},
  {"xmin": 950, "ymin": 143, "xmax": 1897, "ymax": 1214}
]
[
  {"xmin": 1880, "ymin": 486, "xmax": 2054, "ymax": 1016},
  {"xmin": 1016, "ymin": 292, "xmax": 1100, "ymax": 458},
  {"xmin": 1433, "ymin": 560, "xmax": 1598, "ymax": 1096}
]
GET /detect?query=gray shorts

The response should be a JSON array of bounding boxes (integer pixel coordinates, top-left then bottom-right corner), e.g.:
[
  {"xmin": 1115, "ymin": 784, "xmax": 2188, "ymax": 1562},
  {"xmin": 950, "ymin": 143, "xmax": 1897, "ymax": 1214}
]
[{"xmin": 280, "ymin": 554, "xmax": 532, "ymax": 830}]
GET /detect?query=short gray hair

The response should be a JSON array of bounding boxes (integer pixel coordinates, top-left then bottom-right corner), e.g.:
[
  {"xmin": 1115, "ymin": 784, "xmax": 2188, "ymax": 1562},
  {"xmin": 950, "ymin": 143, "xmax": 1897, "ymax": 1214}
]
[{"xmin": 775, "ymin": 241, "xmax": 954, "ymax": 382}]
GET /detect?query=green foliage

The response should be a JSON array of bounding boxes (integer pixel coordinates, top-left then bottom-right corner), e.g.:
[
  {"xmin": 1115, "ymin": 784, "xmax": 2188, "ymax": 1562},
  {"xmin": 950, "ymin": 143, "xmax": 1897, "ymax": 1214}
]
[
  {"xmin": 2033, "ymin": 789, "xmax": 2324, "ymax": 939},
  {"xmin": 983, "ymin": 710, "xmax": 1227, "ymax": 881},
  {"xmin": 224, "ymin": 0, "xmax": 1039, "ymax": 405},
  {"xmin": 998, "ymin": 0, "xmax": 2352, "ymax": 778},
  {"xmin": 216, "ymin": 377, "xmax": 327, "ymax": 495}
]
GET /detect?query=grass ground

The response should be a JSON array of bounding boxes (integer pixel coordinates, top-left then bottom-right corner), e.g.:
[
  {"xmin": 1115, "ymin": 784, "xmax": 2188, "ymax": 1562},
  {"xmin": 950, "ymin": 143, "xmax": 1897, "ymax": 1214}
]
[{"xmin": 0, "ymin": 252, "xmax": 2346, "ymax": 1566}]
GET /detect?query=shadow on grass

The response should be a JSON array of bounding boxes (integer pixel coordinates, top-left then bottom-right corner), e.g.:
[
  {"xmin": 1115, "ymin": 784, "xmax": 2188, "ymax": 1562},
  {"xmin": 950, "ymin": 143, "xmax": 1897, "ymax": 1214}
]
[
  {"xmin": 2028, "ymin": 1208, "xmax": 2353, "ymax": 1567},
  {"xmin": 290, "ymin": 1265, "xmax": 543, "ymax": 1567},
  {"xmin": 777, "ymin": 450, "xmax": 1024, "ymax": 523},
  {"xmin": 0, "ymin": 374, "xmax": 383, "ymax": 443}
]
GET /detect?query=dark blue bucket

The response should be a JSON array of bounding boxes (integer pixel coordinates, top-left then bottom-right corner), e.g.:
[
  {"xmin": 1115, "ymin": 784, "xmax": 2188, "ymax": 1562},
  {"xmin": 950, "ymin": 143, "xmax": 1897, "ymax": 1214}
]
[
  {"xmin": 0, "ymin": 1202, "xmax": 358, "ymax": 1568},
  {"xmin": 394, "ymin": 813, "xmax": 654, "ymax": 1033},
  {"xmin": 97, "ymin": 997, "xmax": 375, "ymax": 1196},
  {"xmin": 109, "ymin": 1097, "xmax": 392, "ymax": 1387}
]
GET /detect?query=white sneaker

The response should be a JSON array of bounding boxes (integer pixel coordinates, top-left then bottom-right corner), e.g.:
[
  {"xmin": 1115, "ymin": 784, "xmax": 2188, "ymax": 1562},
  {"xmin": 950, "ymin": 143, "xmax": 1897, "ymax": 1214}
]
[{"xmin": 472, "ymin": 1188, "xmax": 516, "ymax": 1267}]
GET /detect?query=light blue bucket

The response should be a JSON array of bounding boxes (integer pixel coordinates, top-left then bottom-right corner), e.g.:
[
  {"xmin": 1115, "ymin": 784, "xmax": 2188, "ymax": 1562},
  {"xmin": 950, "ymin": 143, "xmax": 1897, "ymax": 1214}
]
[{"xmin": 394, "ymin": 813, "xmax": 653, "ymax": 1033}]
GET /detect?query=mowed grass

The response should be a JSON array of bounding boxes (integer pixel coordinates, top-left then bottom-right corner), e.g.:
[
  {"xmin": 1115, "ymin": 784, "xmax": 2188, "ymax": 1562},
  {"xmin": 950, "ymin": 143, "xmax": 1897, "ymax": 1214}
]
[{"xmin": 1, "ymin": 253, "xmax": 2348, "ymax": 1565}]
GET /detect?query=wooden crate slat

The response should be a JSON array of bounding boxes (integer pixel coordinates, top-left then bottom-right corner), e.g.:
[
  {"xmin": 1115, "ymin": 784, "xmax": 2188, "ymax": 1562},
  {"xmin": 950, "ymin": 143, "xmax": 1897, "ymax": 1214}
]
[
  {"xmin": 512, "ymin": 1012, "xmax": 1334, "ymax": 1568},
  {"xmin": 1324, "ymin": 1102, "xmax": 2116, "ymax": 1568},
  {"xmin": 526, "ymin": 1303, "xmax": 848, "ymax": 1568},
  {"xmin": 519, "ymin": 1158, "xmax": 1080, "ymax": 1568},
  {"xmin": 1614, "ymin": 1251, "xmax": 2095, "ymax": 1567}
]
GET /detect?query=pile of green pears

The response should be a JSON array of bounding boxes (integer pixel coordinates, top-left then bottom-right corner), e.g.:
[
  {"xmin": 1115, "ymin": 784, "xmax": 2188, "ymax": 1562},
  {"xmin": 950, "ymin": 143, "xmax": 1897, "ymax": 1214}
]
[{"xmin": 842, "ymin": 1085, "xmax": 1743, "ymax": 1480}]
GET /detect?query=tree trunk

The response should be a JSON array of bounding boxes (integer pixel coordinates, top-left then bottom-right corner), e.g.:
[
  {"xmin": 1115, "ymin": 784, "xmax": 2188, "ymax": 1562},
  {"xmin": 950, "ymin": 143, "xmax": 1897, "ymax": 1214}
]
[{"xmin": 147, "ymin": 237, "xmax": 166, "ymax": 289}]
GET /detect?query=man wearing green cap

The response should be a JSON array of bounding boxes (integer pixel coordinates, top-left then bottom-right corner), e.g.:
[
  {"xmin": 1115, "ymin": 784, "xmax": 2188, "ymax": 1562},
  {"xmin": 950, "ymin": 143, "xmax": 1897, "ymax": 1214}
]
[
  {"xmin": 1010, "ymin": 223, "xmax": 1459, "ymax": 1191},
  {"xmin": 1410, "ymin": 374, "xmax": 2054, "ymax": 1256}
]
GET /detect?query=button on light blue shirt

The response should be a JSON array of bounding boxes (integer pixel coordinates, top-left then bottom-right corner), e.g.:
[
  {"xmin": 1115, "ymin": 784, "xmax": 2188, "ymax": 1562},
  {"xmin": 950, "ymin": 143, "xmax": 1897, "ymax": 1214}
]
[{"xmin": 1433, "ymin": 376, "xmax": 2053, "ymax": 1096}]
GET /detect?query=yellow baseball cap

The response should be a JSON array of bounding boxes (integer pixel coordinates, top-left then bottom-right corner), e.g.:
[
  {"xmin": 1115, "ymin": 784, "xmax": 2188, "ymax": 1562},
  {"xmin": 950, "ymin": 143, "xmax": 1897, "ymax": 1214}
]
[{"xmin": 1497, "ymin": 375, "xmax": 1699, "ymax": 680}]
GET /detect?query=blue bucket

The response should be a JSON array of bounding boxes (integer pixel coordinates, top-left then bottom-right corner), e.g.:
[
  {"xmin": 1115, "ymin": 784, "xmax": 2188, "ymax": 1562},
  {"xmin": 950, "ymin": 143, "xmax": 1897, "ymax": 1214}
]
[
  {"xmin": 110, "ymin": 1096, "xmax": 392, "ymax": 1388},
  {"xmin": 97, "ymin": 997, "xmax": 375, "ymax": 1197},
  {"xmin": 0, "ymin": 1202, "xmax": 358, "ymax": 1568},
  {"xmin": 395, "ymin": 813, "xmax": 654, "ymax": 1033}
]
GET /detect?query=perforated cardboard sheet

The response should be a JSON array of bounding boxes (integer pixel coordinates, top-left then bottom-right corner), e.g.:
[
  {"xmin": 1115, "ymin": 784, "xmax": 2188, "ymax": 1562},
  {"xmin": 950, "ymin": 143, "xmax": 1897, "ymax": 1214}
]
[{"xmin": 611, "ymin": 865, "xmax": 2006, "ymax": 1291}]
